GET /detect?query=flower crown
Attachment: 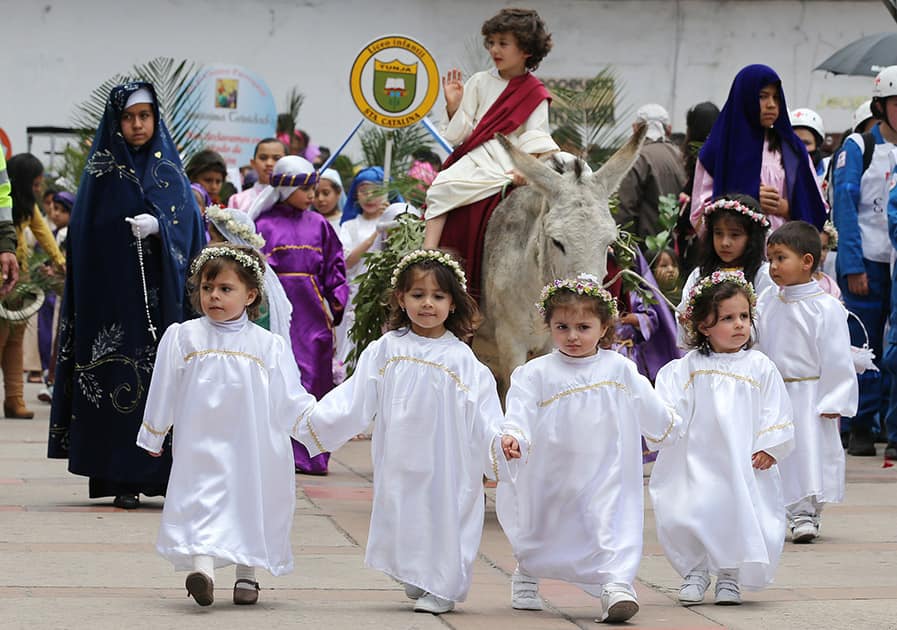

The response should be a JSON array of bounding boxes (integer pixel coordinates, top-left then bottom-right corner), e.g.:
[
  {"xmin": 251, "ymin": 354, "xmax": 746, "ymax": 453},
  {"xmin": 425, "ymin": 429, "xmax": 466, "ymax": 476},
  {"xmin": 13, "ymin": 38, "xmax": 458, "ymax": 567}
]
[
  {"xmin": 536, "ymin": 273, "xmax": 619, "ymax": 319},
  {"xmin": 822, "ymin": 220, "xmax": 838, "ymax": 249},
  {"xmin": 391, "ymin": 249, "xmax": 467, "ymax": 292},
  {"xmin": 190, "ymin": 245, "xmax": 265, "ymax": 288},
  {"xmin": 702, "ymin": 197, "xmax": 770, "ymax": 228},
  {"xmin": 683, "ymin": 270, "xmax": 757, "ymax": 334},
  {"xmin": 205, "ymin": 205, "xmax": 266, "ymax": 249}
]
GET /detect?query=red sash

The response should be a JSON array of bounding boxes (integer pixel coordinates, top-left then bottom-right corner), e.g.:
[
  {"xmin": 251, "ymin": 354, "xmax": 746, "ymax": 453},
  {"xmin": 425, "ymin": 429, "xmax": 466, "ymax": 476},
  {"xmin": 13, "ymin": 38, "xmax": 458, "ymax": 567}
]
[{"xmin": 438, "ymin": 73, "xmax": 551, "ymax": 302}]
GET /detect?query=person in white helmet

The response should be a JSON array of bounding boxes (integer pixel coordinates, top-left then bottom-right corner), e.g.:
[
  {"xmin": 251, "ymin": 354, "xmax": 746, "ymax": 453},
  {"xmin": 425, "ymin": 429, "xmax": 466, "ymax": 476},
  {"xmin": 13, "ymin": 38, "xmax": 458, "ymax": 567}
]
[
  {"xmin": 790, "ymin": 108, "xmax": 827, "ymax": 180},
  {"xmin": 831, "ymin": 66, "xmax": 897, "ymax": 458},
  {"xmin": 852, "ymin": 100, "xmax": 875, "ymax": 134}
]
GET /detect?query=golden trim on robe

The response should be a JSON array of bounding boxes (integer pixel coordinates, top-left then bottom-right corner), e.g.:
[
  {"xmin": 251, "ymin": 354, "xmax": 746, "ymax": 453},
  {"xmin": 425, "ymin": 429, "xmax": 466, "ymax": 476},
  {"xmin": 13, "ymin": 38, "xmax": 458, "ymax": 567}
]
[
  {"xmin": 304, "ymin": 415, "xmax": 327, "ymax": 454},
  {"xmin": 537, "ymin": 380, "xmax": 627, "ymax": 408},
  {"xmin": 684, "ymin": 369, "xmax": 760, "ymax": 391},
  {"xmin": 782, "ymin": 376, "xmax": 820, "ymax": 383},
  {"xmin": 141, "ymin": 421, "xmax": 170, "ymax": 437},
  {"xmin": 268, "ymin": 244, "xmax": 323, "ymax": 255},
  {"xmin": 777, "ymin": 291, "xmax": 825, "ymax": 303},
  {"xmin": 756, "ymin": 421, "xmax": 793, "ymax": 437},
  {"xmin": 276, "ymin": 272, "xmax": 332, "ymax": 330},
  {"xmin": 490, "ymin": 440, "xmax": 500, "ymax": 482},
  {"xmin": 644, "ymin": 410, "xmax": 677, "ymax": 444},
  {"xmin": 183, "ymin": 349, "xmax": 266, "ymax": 371},
  {"xmin": 378, "ymin": 356, "xmax": 470, "ymax": 393}
]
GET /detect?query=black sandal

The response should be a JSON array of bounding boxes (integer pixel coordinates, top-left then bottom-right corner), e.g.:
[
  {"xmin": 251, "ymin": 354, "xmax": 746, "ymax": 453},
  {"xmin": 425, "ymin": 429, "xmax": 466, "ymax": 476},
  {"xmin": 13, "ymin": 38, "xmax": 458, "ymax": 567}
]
[
  {"xmin": 186, "ymin": 571, "xmax": 214, "ymax": 606},
  {"xmin": 233, "ymin": 579, "xmax": 260, "ymax": 605}
]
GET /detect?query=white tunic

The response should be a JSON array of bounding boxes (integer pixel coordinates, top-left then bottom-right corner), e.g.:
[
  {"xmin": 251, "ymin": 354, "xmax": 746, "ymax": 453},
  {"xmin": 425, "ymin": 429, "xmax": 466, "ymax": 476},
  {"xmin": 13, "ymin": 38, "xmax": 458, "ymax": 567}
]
[
  {"xmin": 425, "ymin": 69, "xmax": 558, "ymax": 219},
  {"xmin": 136, "ymin": 315, "xmax": 316, "ymax": 575},
  {"xmin": 497, "ymin": 350, "xmax": 682, "ymax": 594},
  {"xmin": 756, "ymin": 281, "xmax": 858, "ymax": 506},
  {"xmin": 294, "ymin": 329, "xmax": 511, "ymax": 602},
  {"xmin": 676, "ymin": 263, "xmax": 776, "ymax": 348},
  {"xmin": 335, "ymin": 215, "xmax": 380, "ymax": 364},
  {"xmin": 649, "ymin": 349, "xmax": 794, "ymax": 589}
]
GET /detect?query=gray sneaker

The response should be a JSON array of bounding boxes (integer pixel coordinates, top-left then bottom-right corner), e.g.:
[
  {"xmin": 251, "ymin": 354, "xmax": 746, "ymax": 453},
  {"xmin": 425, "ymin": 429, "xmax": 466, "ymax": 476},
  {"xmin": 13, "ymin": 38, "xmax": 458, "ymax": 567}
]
[
  {"xmin": 600, "ymin": 584, "xmax": 639, "ymax": 622},
  {"xmin": 791, "ymin": 516, "xmax": 819, "ymax": 543},
  {"xmin": 678, "ymin": 570, "xmax": 710, "ymax": 605},
  {"xmin": 413, "ymin": 593, "xmax": 454, "ymax": 614},
  {"xmin": 404, "ymin": 583, "xmax": 426, "ymax": 600},
  {"xmin": 511, "ymin": 570, "xmax": 543, "ymax": 610},
  {"xmin": 714, "ymin": 569, "xmax": 741, "ymax": 605}
]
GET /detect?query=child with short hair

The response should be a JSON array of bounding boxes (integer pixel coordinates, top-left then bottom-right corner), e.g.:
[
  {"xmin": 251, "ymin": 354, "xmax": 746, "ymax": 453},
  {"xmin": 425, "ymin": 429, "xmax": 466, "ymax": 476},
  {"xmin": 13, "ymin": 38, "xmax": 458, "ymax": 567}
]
[
  {"xmin": 228, "ymin": 138, "xmax": 287, "ymax": 211},
  {"xmin": 757, "ymin": 221, "xmax": 858, "ymax": 543},
  {"xmin": 650, "ymin": 271, "xmax": 794, "ymax": 606},
  {"xmin": 497, "ymin": 275, "xmax": 681, "ymax": 623},
  {"xmin": 186, "ymin": 149, "xmax": 227, "ymax": 206},
  {"xmin": 313, "ymin": 168, "xmax": 344, "ymax": 231},
  {"xmin": 422, "ymin": 8, "xmax": 559, "ymax": 279},
  {"xmin": 250, "ymin": 155, "xmax": 348, "ymax": 475},
  {"xmin": 137, "ymin": 244, "xmax": 316, "ymax": 607},
  {"xmin": 295, "ymin": 249, "xmax": 520, "ymax": 615},
  {"xmin": 676, "ymin": 194, "xmax": 775, "ymax": 346}
]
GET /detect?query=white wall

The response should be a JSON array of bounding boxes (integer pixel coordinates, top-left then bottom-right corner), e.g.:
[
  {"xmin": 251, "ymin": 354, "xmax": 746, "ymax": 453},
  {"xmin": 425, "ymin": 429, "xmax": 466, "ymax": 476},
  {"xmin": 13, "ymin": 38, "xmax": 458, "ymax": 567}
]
[{"xmin": 1, "ymin": 0, "xmax": 889, "ymax": 165}]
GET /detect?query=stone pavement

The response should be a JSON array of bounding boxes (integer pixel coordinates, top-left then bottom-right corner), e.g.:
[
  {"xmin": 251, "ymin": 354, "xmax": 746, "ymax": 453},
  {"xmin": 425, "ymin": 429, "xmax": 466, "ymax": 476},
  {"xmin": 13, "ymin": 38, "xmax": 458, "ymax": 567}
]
[{"xmin": 1, "ymin": 383, "xmax": 896, "ymax": 629}]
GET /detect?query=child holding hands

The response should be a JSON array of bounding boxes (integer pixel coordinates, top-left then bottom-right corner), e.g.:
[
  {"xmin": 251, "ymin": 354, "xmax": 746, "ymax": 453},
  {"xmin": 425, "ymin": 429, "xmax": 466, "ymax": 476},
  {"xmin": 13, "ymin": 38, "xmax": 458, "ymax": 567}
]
[
  {"xmin": 497, "ymin": 275, "xmax": 681, "ymax": 623},
  {"xmin": 650, "ymin": 271, "xmax": 794, "ymax": 606},
  {"xmin": 294, "ymin": 249, "xmax": 521, "ymax": 615},
  {"xmin": 137, "ymin": 245, "xmax": 316, "ymax": 607},
  {"xmin": 757, "ymin": 221, "xmax": 858, "ymax": 543}
]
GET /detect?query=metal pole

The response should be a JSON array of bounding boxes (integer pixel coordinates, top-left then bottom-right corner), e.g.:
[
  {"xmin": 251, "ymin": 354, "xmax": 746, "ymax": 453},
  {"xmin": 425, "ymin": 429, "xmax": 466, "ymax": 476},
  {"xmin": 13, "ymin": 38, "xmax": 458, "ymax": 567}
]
[{"xmin": 383, "ymin": 130, "xmax": 394, "ymax": 186}]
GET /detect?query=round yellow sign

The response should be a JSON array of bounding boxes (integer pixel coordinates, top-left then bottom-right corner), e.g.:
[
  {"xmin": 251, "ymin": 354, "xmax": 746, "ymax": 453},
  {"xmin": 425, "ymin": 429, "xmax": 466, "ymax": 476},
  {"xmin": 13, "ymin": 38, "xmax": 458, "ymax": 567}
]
[{"xmin": 350, "ymin": 35, "xmax": 440, "ymax": 128}]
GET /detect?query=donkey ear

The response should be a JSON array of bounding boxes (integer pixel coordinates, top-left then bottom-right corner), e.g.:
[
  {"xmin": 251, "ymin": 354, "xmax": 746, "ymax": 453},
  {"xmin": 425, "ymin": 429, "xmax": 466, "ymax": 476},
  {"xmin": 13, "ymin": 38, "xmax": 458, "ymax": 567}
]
[
  {"xmin": 588, "ymin": 122, "xmax": 647, "ymax": 196},
  {"xmin": 495, "ymin": 133, "xmax": 563, "ymax": 197}
]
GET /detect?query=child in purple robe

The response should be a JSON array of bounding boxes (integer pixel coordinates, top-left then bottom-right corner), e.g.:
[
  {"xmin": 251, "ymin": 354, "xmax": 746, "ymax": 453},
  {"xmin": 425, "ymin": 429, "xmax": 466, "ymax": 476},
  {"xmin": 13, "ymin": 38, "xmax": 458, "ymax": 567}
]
[{"xmin": 249, "ymin": 156, "xmax": 349, "ymax": 475}]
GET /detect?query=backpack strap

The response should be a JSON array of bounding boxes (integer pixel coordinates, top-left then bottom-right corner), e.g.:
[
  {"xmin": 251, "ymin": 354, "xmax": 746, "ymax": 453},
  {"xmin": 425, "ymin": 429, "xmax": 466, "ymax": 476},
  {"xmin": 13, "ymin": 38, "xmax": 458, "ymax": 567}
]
[{"xmin": 861, "ymin": 131, "xmax": 875, "ymax": 173}]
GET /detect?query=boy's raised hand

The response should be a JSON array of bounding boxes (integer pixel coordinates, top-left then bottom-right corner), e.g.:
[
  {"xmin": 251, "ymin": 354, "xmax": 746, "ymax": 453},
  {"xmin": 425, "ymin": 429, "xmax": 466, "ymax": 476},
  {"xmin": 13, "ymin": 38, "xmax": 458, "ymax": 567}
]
[
  {"xmin": 751, "ymin": 450, "xmax": 776, "ymax": 470},
  {"xmin": 501, "ymin": 435, "xmax": 521, "ymax": 460},
  {"xmin": 442, "ymin": 68, "xmax": 464, "ymax": 118}
]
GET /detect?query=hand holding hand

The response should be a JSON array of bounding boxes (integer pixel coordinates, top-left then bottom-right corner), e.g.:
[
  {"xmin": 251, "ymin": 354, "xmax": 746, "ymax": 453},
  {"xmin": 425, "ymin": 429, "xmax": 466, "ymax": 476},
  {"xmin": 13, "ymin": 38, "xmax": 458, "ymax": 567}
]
[
  {"xmin": 501, "ymin": 435, "xmax": 521, "ymax": 460},
  {"xmin": 442, "ymin": 68, "xmax": 464, "ymax": 118},
  {"xmin": 751, "ymin": 450, "xmax": 776, "ymax": 470},
  {"xmin": 125, "ymin": 214, "xmax": 159, "ymax": 238}
]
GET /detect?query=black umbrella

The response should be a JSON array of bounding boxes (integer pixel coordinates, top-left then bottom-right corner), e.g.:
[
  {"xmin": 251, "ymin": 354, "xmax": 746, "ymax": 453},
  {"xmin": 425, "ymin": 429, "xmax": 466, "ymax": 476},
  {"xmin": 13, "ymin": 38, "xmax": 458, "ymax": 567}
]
[{"xmin": 815, "ymin": 32, "xmax": 897, "ymax": 76}]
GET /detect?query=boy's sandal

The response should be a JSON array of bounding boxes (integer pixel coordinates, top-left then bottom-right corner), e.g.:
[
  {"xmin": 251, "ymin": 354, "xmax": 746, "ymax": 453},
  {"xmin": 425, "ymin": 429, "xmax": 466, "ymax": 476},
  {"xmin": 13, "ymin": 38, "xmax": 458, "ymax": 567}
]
[
  {"xmin": 233, "ymin": 579, "xmax": 260, "ymax": 605},
  {"xmin": 185, "ymin": 571, "xmax": 214, "ymax": 606}
]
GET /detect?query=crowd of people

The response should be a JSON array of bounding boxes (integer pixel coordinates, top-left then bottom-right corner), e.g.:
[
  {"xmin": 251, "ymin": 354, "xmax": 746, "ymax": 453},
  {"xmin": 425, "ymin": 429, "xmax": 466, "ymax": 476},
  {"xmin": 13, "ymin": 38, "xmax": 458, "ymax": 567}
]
[{"xmin": 0, "ymin": 4, "xmax": 892, "ymax": 624}]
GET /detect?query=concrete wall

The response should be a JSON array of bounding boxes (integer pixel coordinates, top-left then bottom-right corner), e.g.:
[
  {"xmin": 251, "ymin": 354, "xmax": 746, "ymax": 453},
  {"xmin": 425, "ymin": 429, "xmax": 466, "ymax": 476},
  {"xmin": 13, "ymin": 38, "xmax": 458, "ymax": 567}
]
[{"xmin": 1, "ymin": 0, "xmax": 889, "ymax": 165}]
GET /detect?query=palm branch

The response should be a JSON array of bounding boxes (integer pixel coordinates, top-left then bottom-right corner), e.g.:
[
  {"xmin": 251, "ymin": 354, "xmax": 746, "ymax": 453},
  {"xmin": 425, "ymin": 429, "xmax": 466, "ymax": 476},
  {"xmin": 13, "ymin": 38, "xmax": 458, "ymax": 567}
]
[
  {"xmin": 549, "ymin": 67, "xmax": 630, "ymax": 166},
  {"xmin": 357, "ymin": 124, "xmax": 435, "ymax": 205}
]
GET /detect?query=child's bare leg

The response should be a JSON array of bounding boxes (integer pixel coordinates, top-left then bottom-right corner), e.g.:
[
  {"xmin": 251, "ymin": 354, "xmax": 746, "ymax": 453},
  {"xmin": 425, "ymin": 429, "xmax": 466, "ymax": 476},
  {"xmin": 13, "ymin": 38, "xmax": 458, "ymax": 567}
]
[{"xmin": 423, "ymin": 214, "xmax": 447, "ymax": 249}]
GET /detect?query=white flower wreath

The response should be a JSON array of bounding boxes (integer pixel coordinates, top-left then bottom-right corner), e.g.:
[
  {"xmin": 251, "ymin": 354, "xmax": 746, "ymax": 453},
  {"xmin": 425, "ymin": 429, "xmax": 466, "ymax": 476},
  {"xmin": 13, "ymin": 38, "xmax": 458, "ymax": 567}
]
[
  {"xmin": 190, "ymin": 245, "xmax": 265, "ymax": 288},
  {"xmin": 390, "ymin": 249, "xmax": 467, "ymax": 292},
  {"xmin": 205, "ymin": 205, "xmax": 266, "ymax": 249}
]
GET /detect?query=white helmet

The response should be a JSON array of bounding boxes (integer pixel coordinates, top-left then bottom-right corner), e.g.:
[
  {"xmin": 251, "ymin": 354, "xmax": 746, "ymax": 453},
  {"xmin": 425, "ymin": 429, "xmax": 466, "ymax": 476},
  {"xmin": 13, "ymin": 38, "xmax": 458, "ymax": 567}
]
[
  {"xmin": 852, "ymin": 100, "xmax": 873, "ymax": 131},
  {"xmin": 789, "ymin": 108, "xmax": 825, "ymax": 139},
  {"xmin": 872, "ymin": 66, "xmax": 897, "ymax": 98}
]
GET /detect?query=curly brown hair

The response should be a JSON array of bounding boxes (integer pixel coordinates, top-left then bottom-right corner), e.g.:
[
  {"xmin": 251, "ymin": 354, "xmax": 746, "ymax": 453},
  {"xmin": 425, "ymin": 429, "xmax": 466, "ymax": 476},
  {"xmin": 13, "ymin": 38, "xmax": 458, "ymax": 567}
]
[
  {"xmin": 685, "ymin": 280, "xmax": 755, "ymax": 355},
  {"xmin": 188, "ymin": 245, "xmax": 265, "ymax": 320},
  {"xmin": 481, "ymin": 8, "xmax": 553, "ymax": 71},
  {"xmin": 387, "ymin": 255, "xmax": 481, "ymax": 340},
  {"xmin": 541, "ymin": 290, "xmax": 616, "ymax": 349}
]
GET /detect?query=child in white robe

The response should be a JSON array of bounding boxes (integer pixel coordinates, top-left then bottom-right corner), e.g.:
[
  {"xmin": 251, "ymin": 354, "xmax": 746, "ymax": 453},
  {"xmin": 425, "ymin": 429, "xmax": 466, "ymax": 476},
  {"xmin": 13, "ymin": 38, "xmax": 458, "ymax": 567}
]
[
  {"xmin": 758, "ymin": 221, "xmax": 858, "ymax": 543},
  {"xmin": 650, "ymin": 270, "xmax": 794, "ymax": 606},
  {"xmin": 137, "ymin": 245, "xmax": 316, "ymax": 607},
  {"xmin": 497, "ymin": 275, "xmax": 682, "ymax": 623},
  {"xmin": 294, "ymin": 249, "xmax": 522, "ymax": 615}
]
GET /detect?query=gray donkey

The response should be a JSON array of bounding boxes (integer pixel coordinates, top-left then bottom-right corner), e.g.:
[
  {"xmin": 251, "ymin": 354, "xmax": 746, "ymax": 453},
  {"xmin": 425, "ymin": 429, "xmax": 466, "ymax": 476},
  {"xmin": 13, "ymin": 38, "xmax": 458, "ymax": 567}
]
[{"xmin": 473, "ymin": 124, "xmax": 647, "ymax": 395}]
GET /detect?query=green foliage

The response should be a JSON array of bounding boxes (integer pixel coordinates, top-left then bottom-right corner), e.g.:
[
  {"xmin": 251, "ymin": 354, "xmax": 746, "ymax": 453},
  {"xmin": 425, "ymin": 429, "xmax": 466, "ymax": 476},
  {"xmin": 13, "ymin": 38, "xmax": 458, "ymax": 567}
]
[
  {"xmin": 548, "ymin": 68, "xmax": 630, "ymax": 166},
  {"xmin": 346, "ymin": 214, "xmax": 424, "ymax": 372},
  {"xmin": 643, "ymin": 193, "xmax": 680, "ymax": 262},
  {"xmin": 72, "ymin": 56, "xmax": 207, "ymax": 162},
  {"xmin": 358, "ymin": 124, "xmax": 436, "ymax": 206}
]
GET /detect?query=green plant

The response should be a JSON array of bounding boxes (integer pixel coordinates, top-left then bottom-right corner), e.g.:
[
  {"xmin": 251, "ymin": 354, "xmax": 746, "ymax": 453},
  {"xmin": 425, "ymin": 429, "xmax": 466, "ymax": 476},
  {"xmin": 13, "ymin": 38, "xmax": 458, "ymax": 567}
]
[
  {"xmin": 643, "ymin": 193, "xmax": 680, "ymax": 262},
  {"xmin": 346, "ymin": 214, "xmax": 424, "ymax": 372},
  {"xmin": 358, "ymin": 125, "xmax": 435, "ymax": 206}
]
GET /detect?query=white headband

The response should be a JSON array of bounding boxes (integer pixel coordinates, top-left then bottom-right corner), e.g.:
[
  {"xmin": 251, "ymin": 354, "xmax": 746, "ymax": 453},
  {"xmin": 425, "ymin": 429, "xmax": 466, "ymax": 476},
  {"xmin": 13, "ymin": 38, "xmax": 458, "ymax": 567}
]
[{"xmin": 125, "ymin": 87, "xmax": 154, "ymax": 109}]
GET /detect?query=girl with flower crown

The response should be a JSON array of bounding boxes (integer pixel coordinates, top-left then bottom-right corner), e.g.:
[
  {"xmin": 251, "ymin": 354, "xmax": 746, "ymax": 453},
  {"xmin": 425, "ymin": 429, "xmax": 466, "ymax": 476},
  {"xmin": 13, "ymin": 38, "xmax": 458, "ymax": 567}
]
[
  {"xmin": 676, "ymin": 193, "xmax": 776, "ymax": 347},
  {"xmin": 137, "ymin": 244, "xmax": 316, "ymax": 608},
  {"xmin": 295, "ymin": 249, "xmax": 520, "ymax": 615},
  {"xmin": 495, "ymin": 275, "xmax": 681, "ymax": 623},
  {"xmin": 649, "ymin": 271, "xmax": 794, "ymax": 607}
]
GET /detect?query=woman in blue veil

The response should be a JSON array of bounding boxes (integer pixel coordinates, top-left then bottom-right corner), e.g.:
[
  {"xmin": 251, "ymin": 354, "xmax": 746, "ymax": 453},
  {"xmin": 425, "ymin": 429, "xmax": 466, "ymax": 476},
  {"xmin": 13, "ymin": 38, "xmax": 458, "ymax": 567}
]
[{"xmin": 48, "ymin": 82, "xmax": 205, "ymax": 509}]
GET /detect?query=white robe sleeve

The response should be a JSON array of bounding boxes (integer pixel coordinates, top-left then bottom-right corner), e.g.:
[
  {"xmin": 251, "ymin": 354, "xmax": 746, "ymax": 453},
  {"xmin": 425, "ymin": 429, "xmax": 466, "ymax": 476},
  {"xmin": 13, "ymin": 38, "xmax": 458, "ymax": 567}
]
[
  {"xmin": 754, "ymin": 359, "xmax": 795, "ymax": 463},
  {"xmin": 442, "ymin": 74, "xmax": 481, "ymax": 145},
  {"xmin": 136, "ymin": 323, "xmax": 183, "ymax": 453},
  {"xmin": 651, "ymin": 356, "xmax": 694, "ymax": 451},
  {"xmin": 469, "ymin": 365, "xmax": 515, "ymax": 483},
  {"xmin": 628, "ymin": 362, "xmax": 684, "ymax": 450},
  {"xmin": 515, "ymin": 99, "xmax": 557, "ymax": 155},
  {"xmin": 500, "ymin": 364, "xmax": 536, "ymax": 464},
  {"xmin": 267, "ymin": 335, "xmax": 316, "ymax": 434},
  {"xmin": 816, "ymin": 301, "xmax": 859, "ymax": 417},
  {"xmin": 294, "ymin": 339, "xmax": 381, "ymax": 457}
]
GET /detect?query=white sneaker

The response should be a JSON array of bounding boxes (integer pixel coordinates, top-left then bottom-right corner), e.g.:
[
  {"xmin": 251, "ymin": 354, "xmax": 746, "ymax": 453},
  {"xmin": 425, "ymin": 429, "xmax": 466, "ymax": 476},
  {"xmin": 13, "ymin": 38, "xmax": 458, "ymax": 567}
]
[
  {"xmin": 404, "ymin": 583, "xmax": 425, "ymax": 600},
  {"xmin": 413, "ymin": 593, "xmax": 454, "ymax": 614},
  {"xmin": 714, "ymin": 570, "xmax": 741, "ymax": 605},
  {"xmin": 599, "ymin": 585, "xmax": 639, "ymax": 622},
  {"xmin": 678, "ymin": 570, "xmax": 710, "ymax": 605},
  {"xmin": 791, "ymin": 519, "xmax": 818, "ymax": 543},
  {"xmin": 511, "ymin": 570, "xmax": 543, "ymax": 610}
]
